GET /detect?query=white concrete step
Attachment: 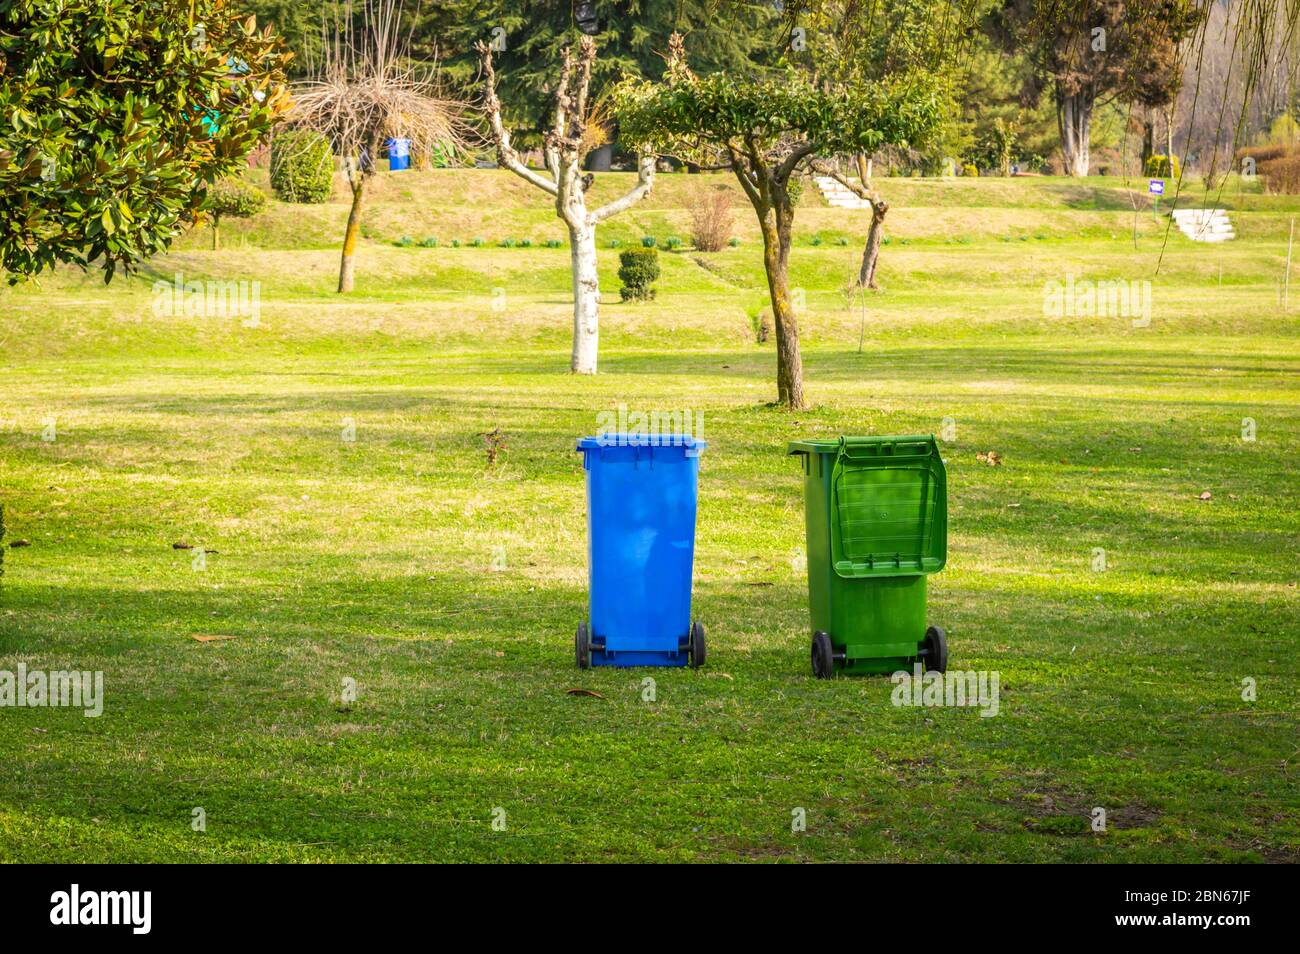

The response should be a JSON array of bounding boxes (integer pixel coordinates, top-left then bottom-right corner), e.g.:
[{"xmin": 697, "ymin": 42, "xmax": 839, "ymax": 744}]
[
  {"xmin": 1171, "ymin": 208, "xmax": 1234, "ymax": 243},
  {"xmin": 815, "ymin": 176, "xmax": 872, "ymax": 210}
]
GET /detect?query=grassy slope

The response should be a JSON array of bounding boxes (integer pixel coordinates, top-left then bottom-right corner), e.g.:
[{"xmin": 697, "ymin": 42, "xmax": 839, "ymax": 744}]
[{"xmin": 0, "ymin": 171, "xmax": 1296, "ymax": 862}]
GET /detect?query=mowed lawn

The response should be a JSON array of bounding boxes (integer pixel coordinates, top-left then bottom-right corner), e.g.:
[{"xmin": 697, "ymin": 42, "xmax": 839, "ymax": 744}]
[{"xmin": 0, "ymin": 172, "xmax": 1297, "ymax": 862}]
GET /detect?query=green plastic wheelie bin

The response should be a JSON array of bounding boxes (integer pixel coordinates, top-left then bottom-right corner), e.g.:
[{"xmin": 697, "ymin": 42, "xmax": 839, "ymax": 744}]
[{"xmin": 788, "ymin": 435, "xmax": 949, "ymax": 679}]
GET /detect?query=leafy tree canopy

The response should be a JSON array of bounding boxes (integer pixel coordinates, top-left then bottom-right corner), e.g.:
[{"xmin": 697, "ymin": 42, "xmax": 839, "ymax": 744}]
[{"xmin": 614, "ymin": 53, "xmax": 947, "ymax": 165}]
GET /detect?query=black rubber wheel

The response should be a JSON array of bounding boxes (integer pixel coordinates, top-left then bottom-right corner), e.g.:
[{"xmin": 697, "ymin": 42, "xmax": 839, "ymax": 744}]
[
  {"xmin": 575, "ymin": 621, "xmax": 591, "ymax": 670},
  {"xmin": 923, "ymin": 625, "xmax": 948, "ymax": 674},
  {"xmin": 811, "ymin": 631, "xmax": 834, "ymax": 680},
  {"xmin": 689, "ymin": 621, "xmax": 706, "ymax": 668}
]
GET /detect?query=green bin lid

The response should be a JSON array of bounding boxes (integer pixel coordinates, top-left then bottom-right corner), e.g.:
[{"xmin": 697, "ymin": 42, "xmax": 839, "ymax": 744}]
[{"xmin": 790, "ymin": 435, "xmax": 947, "ymax": 578}]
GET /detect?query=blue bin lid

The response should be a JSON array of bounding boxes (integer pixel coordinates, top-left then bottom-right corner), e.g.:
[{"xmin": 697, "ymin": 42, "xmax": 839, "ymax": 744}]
[{"xmin": 577, "ymin": 434, "xmax": 705, "ymax": 451}]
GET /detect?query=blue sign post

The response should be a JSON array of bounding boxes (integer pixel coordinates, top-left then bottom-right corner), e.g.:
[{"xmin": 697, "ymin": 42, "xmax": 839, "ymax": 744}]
[{"xmin": 1149, "ymin": 178, "xmax": 1165, "ymax": 211}]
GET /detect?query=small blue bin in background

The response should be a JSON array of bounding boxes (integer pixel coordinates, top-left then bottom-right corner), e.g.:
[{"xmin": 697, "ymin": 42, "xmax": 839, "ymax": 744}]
[
  {"xmin": 386, "ymin": 138, "xmax": 411, "ymax": 171},
  {"xmin": 575, "ymin": 435, "xmax": 706, "ymax": 668}
]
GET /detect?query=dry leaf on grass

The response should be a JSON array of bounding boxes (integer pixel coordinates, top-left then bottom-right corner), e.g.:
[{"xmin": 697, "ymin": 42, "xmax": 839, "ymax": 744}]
[
  {"xmin": 564, "ymin": 688, "xmax": 604, "ymax": 698},
  {"xmin": 976, "ymin": 451, "xmax": 1003, "ymax": 466},
  {"xmin": 1198, "ymin": 491, "xmax": 1212, "ymax": 501},
  {"xmin": 189, "ymin": 634, "xmax": 238, "ymax": 643}
]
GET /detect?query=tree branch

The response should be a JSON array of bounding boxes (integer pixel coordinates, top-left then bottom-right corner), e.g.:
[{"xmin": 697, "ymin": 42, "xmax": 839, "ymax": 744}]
[
  {"xmin": 553, "ymin": 47, "xmax": 573, "ymax": 140},
  {"xmin": 591, "ymin": 151, "xmax": 656, "ymax": 223},
  {"xmin": 776, "ymin": 141, "xmax": 816, "ymax": 184},
  {"xmin": 727, "ymin": 143, "xmax": 763, "ymax": 209},
  {"xmin": 571, "ymin": 37, "xmax": 596, "ymax": 142},
  {"xmin": 743, "ymin": 135, "xmax": 774, "ymax": 208},
  {"xmin": 477, "ymin": 40, "xmax": 559, "ymax": 196}
]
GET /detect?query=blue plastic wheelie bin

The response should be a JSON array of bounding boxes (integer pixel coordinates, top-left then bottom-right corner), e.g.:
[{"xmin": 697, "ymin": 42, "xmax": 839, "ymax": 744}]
[{"xmin": 574, "ymin": 434, "xmax": 707, "ymax": 668}]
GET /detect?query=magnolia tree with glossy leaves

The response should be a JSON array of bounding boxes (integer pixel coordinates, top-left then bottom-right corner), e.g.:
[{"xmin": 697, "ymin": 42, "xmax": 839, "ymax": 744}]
[
  {"xmin": 0, "ymin": 0, "xmax": 292, "ymax": 282},
  {"xmin": 614, "ymin": 32, "xmax": 945, "ymax": 408},
  {"xmin": 478, "ymin": 34, "xmax": 655, "ymax": 375}
]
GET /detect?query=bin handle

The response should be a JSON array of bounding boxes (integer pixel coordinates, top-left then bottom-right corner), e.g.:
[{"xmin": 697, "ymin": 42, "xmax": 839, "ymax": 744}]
[{"xmin": 837, "ymin": 435, "xmax": 935, "ymax": 461}]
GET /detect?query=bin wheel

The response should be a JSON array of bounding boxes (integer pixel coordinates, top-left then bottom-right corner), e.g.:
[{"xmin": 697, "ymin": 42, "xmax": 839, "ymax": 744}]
[
  {"xmin": 812, "ymin": 631, "xmax": 835, "ymax": 680},
  {"xmin": 689, "ymin": 621, "xmax": 706, "ymax": 668},
  {"xmin": 923, "ymin": 625, "xmax": 948, "ymax": 674},
  {"xmin": 576, "ymin": 621, "xmax": 591, "ymax": 670}
]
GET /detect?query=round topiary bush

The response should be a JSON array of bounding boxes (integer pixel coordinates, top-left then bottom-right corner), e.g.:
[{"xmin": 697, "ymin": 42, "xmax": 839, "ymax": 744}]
[
  {"xmin": 1144, "ymin": 153, "xmax": 1181, "ymax": 179},
  {"xmin": 270, "ymin": 130, "xmax": 335, "ymax": 203},
  {"xmin": 618, "ymin": 247, "xmax": 660, "ymax": 301},
  {"xmin": 206, "ymin": 177, "xmax": 267, "ymax": 250}
]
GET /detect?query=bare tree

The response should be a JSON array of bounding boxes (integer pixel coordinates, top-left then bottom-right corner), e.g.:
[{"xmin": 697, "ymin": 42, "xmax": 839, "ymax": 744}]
[
  {"xmin": 287, "ymin": 0, "xmax": 470, "ymax": 292},
  {"xmin": 478, "ymin": 35, "xmax": 655, "ymax": 375}
]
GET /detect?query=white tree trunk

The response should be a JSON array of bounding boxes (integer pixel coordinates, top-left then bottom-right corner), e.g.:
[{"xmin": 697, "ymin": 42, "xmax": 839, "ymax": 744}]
[
  {"xmin": 569, "ymin": 223, "xmax": 600, "ymax": 374},
  {"xmin": 1057, "ymin": 82, "xmax": 1093, "ymax": 177},
  {"xmin": 479, "ymin": 40, "xmax": 653, "ymax": 376}
]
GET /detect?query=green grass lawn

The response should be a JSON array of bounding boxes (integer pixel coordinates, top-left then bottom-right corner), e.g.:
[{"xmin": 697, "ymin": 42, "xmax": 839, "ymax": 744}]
[{"xmin": 0, "ymin": 171, "xmax": 1297, "ymax": 861}]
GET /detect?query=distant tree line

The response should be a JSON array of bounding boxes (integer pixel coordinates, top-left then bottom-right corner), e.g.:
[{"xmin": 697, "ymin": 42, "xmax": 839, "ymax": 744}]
[{"xmin": 238, "ymin": 0, "xmax": 1297, "ymax": 178}]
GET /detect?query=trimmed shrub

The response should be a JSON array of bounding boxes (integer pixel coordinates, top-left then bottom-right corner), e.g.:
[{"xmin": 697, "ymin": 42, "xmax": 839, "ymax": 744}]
[
  {"xmin": 420, "ymin": 237, "xmax": 439, "ymax": 248},
  {"xmin": 728, "ymin": 237, "xmax": 741, "ymax": 247},
  {"xmin": 618, "ymin": 247, "xmax": 660, "ymax": 301},
  {"xmin": 1259, "ymin": 154, "xmax": 1300, "ymax": 194},
  {"xmin": 545, "ymin": 238, "xmax": 563, "ymax": 248},
  {"xmin": 394, "ymin": 235, "xmax": 415, "ymax": 247},
  {"xmin": 664, "ymin": 235, "xmax": 682, "ymax": 249},
  {"xmin": 1144, "ymin": 153, "xmax": 1181, "ymax": 179},
  {"xmin": 963, "ymin": 163, "xmax": 978, "ymax": 177},
  {"xmin": 608, "ymin": 238, "xmax": 623, "ymax": 249},
  {"xmin": 270, "ymin": 130, "xmax": 334, "ymax": 203},
  {"xmin": 1236, "ymin": 143, "xmax": 1290, "ymax": 165},
  {"xmin": 640, "ymin": 235, "xmax": 657, "ymax": 248}
]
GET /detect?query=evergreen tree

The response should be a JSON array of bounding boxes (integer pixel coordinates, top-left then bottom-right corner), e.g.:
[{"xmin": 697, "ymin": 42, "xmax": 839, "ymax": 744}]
[{"xmin": 421, "ymin": 1, "xmax": 783, "ymax": 148}]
